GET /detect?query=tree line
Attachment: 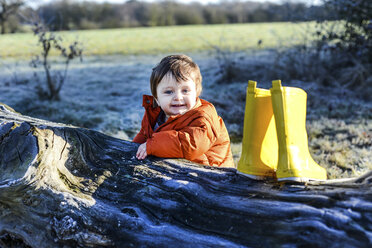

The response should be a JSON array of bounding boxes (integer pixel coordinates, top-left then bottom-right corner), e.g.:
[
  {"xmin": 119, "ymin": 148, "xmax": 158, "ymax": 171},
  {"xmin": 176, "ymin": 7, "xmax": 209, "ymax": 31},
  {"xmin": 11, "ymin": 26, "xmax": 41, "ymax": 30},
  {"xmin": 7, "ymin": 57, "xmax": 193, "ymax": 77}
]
[{"xmin": 2, "ymin": 0, "xmax": 329, "ymax": 33}]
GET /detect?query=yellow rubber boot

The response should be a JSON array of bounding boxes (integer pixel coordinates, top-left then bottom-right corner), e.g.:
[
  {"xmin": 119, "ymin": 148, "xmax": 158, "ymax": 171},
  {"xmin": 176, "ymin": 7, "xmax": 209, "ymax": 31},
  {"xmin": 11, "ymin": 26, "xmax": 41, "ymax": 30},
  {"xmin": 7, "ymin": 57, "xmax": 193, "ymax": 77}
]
[
  {"xmin": 237, "ymin": 80, "xmax": 278, "ymax": 180},
  {"xmin": 270, "ymin": 80, "xmax": 327, "ymax": 182}
]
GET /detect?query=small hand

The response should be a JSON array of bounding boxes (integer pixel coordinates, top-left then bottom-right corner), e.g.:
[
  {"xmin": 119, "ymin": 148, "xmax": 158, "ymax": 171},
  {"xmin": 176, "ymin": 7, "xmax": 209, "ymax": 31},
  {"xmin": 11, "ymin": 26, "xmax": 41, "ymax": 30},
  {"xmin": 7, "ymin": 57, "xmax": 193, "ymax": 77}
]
[{"xmin": 136, "ymin": 142, "xmax": 147, "ymax": 160}]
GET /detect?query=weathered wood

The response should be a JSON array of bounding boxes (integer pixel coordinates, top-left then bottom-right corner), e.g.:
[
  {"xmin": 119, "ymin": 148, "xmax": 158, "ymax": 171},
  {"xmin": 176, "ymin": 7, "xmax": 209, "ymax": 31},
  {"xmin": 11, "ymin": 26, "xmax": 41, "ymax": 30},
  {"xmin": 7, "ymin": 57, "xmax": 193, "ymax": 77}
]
[{"xmin": 0, "ymin": 103, "xmax": 371, "ymax": 247}]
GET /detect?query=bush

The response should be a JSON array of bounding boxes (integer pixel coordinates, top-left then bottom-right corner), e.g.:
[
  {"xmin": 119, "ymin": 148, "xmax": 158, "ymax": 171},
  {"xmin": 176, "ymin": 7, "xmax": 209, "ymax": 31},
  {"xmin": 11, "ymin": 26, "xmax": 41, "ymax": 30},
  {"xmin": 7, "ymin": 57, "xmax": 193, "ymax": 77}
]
[
  {"xmin": 30, "ymin": 20, "xmax": 83, "ymax": 100},
  {"xmin": 310, "ymin": 0, "xmax": 372, "ymax": 97},
  {"xmin": 319, "ymin": 0, "xmax": 372, "ymax": 63}
]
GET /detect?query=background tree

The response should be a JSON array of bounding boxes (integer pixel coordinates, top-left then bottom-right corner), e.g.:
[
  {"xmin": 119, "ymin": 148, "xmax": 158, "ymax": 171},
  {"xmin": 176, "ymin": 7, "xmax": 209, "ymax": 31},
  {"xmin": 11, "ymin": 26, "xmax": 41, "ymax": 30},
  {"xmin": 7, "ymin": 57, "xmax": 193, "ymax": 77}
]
[
  {"xmin": 34, "ymin": 0, "xmax": 323, "ymax": 31},
  {"xmin": 0, "ymin": 0, "xmax": 23, "ymax": 34}
]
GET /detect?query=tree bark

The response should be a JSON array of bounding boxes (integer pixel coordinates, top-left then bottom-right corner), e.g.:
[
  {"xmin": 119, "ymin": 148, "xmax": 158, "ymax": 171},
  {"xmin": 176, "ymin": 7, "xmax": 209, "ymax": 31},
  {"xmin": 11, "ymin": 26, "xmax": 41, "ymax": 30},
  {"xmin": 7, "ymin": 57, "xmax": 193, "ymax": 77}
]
[
  {"xmin": 0, "ymin": 103, "xmax": 371, "ymax": 247},
  {"xmin": 0, "ymin": 17, "xmax": 5, "ymax": 35},
  {"xmin": 0, "ymin": 0, "xmax": 24, "ymax": 35}
]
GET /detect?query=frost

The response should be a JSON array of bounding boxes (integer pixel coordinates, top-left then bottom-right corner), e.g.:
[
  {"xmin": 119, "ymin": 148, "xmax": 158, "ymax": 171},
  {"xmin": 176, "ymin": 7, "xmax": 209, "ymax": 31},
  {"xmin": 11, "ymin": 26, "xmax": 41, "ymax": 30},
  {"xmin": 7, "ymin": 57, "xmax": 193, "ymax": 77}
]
[{"xmin": 1, "ymin": 53, "xmax": 371, "ymax": 179}]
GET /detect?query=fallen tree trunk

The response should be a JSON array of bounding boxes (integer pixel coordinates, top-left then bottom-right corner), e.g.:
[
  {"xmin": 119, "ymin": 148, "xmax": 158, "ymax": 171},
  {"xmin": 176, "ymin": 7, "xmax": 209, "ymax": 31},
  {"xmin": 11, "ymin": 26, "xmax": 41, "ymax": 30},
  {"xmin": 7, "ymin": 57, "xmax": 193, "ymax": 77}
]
[{"xmin": 0, "ymin": 103, "xmax": 371, "ymax": 248}]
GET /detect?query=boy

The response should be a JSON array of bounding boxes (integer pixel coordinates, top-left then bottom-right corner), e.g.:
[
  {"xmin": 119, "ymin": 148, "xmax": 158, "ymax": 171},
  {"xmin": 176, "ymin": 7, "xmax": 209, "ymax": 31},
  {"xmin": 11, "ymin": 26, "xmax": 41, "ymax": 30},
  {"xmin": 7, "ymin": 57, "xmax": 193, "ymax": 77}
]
[{"xmin": 133, "ymin": 54, "xmax": 234, "ymax": 168}]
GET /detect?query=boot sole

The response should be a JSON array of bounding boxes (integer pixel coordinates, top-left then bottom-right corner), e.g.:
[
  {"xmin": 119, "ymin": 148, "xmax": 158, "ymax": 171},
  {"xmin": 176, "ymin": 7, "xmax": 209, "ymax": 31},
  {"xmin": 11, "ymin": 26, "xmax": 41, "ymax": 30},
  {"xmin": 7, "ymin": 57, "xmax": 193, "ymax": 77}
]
[
  {"xmin": 237, "ymin": 170, "xmax": 275, "ymax": 181},
  {"xmin": 277, "ymin": 177, "xmax": 327, "ymax": 183}
]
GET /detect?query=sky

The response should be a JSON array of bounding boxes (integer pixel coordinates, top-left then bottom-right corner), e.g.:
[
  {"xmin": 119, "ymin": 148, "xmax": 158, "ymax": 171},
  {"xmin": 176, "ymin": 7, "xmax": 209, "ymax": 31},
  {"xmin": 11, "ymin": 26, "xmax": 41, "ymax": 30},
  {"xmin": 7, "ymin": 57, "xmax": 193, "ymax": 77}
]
[
  {"xmin": 33, "ymin": 0, "xmax": 322, "ymax": 6},
  {"xmin": 81, "ymin": 0, "xmax": 319, "ymax": 3}
]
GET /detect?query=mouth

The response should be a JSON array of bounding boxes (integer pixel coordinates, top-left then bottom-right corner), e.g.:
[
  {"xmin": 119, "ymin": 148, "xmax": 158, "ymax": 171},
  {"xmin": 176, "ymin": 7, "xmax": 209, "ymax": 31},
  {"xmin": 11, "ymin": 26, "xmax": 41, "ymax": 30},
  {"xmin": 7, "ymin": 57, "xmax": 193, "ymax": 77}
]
[{"xmin": 171, "ymin": 104, "xmax": 186, "ymax": 108}]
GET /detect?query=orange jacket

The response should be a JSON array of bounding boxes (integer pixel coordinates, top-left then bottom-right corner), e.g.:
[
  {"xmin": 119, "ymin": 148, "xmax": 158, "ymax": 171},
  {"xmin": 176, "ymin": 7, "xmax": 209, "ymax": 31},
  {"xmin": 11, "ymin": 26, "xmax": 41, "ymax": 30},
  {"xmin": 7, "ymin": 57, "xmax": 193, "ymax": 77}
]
[{"xmin": 133, "ymin": 95, "xmax": 234, "ymax": 168}]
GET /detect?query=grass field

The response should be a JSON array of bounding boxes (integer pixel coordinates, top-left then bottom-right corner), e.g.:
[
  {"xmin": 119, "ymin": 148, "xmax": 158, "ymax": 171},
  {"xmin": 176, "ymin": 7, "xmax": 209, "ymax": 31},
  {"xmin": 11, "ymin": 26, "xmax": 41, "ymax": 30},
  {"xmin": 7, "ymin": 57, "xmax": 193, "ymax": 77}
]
[{"xmin": 0, "ymin": 22, "xmax": 316, "ymax": 58}]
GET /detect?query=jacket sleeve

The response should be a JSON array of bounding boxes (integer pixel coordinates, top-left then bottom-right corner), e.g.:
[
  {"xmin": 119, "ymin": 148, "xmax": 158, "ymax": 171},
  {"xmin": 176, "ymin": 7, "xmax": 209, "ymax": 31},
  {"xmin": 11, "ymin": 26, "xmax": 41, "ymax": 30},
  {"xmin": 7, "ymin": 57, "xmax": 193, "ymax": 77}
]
[
  {"xmin": 132, "ymin": 113, "xmax": 147, "ymax": 144},
  {"xmin": 133, "ymin": 127, "xmax": 146, "ymax": 144},
  {"xmin": 146, "ymin": 118, "xmax": 218, "ymax": 160}
]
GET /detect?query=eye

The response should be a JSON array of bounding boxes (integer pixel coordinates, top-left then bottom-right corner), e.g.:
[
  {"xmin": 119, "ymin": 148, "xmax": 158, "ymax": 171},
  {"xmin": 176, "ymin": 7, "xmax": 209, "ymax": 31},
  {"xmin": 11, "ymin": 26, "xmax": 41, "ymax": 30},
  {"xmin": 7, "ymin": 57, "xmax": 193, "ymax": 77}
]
[
  {"xmin": 164, "ymin": 90, "xmax": 173, "ymax": 94},
  {"xmin": 182, "ymin": 89, "xmax": 190, "ymax": 94}
]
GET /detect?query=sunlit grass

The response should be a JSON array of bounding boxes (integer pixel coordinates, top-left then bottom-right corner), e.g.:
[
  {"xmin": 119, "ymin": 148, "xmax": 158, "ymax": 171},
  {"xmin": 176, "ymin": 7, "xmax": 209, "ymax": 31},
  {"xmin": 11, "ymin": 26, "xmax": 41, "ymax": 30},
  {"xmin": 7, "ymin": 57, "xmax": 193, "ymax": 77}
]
[{"xmin": 0, "ymin": 22, "xmax": 317, "ymax": 58}]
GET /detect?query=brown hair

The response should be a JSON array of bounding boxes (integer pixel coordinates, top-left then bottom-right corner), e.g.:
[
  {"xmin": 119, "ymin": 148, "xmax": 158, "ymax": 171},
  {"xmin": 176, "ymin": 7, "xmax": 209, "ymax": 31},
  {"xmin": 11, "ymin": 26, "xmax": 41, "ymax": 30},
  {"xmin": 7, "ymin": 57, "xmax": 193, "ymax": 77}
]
[{"xmin": 150, "ymin": 54, "xmax": 202, "ymax": 100}]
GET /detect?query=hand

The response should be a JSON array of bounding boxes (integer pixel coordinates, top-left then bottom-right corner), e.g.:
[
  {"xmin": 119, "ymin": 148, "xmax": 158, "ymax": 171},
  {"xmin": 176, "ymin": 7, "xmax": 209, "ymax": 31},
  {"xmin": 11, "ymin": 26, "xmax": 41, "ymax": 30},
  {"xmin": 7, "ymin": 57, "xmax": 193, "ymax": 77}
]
[{"xmin": 136, "ymin": 142, "xmax": 147, "ymax": 160}]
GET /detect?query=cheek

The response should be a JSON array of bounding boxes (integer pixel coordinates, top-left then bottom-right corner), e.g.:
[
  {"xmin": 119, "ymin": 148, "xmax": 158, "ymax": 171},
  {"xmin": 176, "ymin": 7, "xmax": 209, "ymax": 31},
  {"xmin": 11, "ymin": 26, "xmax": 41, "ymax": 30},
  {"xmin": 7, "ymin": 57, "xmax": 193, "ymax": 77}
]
[
  {"xmin": 159, "ymin": 96, "xmax": 171, "ymax": 105},
  {"xmin": 187, "ymin": 96, "xmax": 196, "ymax": 106}
]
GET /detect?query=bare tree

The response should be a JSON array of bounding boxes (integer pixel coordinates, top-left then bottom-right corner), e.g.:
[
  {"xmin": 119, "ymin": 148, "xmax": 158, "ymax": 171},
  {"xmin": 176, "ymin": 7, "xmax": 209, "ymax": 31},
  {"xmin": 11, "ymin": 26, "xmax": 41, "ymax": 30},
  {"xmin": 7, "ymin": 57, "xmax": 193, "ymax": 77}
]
[
  {"xmin": 0, "ymin": 0, "xmax": 24, "ymax": 34},
  {"xmin": 30, "ymin": 18, "xmax": 83, "ymax": 101}
]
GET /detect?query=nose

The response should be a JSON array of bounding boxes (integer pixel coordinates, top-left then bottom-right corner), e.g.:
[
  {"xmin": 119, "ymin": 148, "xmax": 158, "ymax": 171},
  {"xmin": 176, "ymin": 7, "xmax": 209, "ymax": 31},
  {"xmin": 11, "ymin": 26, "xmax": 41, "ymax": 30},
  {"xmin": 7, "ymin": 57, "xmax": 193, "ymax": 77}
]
[{"xmin": 173, "ymin": 91, "xmax": 182, "ymax": 101}]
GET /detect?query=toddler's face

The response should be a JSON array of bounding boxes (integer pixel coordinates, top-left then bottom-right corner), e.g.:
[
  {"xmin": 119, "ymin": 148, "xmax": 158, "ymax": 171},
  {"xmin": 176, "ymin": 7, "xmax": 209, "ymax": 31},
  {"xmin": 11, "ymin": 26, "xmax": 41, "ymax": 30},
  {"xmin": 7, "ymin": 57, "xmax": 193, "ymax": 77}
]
[{"xmin": 156, "ymin": 73, "xmax": 197, "ymax": 118}]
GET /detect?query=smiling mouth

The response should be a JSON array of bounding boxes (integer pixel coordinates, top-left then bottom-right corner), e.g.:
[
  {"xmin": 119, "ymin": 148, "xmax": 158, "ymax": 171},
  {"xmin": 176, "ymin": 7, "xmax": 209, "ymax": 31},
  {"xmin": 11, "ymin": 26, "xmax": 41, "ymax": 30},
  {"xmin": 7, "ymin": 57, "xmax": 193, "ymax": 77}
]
[{"xmin": 171, "ymin": 104, "xmax": 186, "ymax": 108}]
